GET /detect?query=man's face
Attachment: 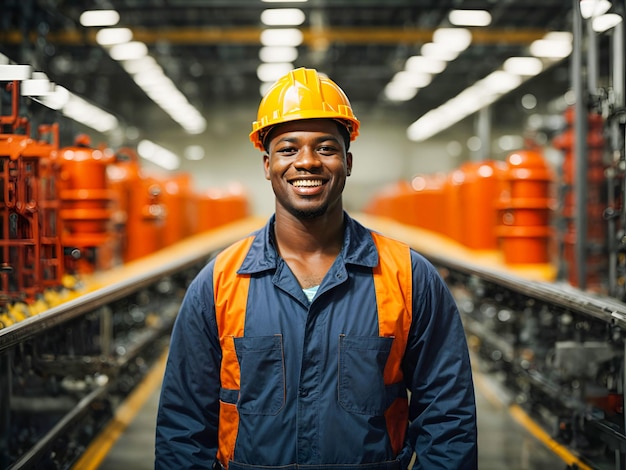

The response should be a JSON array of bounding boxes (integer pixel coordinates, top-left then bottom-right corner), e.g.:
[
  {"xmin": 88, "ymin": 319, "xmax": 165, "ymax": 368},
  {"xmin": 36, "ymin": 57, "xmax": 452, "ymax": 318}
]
[{"xmin": 263, "ymin": 119, "xmax": 353, "ymax": 220}]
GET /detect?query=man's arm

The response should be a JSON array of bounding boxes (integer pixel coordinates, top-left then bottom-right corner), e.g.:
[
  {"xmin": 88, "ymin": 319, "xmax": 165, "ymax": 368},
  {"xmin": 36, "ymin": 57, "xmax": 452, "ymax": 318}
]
[
  {"xmin": 155, "ymin": 267, "xmax": 222, "ymax": 468},
  {"xmin": 403, "ymin": 252, "xmax": 478, "ymax": 470}
]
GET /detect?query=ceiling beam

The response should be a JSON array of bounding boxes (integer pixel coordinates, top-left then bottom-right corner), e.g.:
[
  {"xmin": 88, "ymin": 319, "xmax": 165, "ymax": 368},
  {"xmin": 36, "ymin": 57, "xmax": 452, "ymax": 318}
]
[{"xmin": 1, "ymin": 27, "xmax": 551, "ymax": 47}]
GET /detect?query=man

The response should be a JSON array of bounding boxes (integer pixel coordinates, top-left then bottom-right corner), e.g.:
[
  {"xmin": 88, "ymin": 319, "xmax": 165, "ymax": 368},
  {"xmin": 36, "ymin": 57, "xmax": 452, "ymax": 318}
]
[{"xmin": 155, "ymin": 67, "xmax": 477, "ymax": 469}]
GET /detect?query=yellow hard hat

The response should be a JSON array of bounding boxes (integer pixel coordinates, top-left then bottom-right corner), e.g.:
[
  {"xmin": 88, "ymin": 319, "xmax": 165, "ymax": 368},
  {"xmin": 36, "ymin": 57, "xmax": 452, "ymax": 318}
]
[{"xmin": 249, "ymin": 67, "xmax": 360, "ymax": 151}]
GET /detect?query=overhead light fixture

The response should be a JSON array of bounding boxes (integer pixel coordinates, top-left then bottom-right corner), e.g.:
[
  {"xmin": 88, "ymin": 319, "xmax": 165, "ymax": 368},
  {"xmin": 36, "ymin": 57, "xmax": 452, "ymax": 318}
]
[
  {"xmin": 384, "ymin": 82, "xmax": 418, "ymax": 102},
  {"xmin": 407, "ymin": 61, "xmax": 534, "ymax": 142},
  {"xmin": 391, "ymin": 71, "xmax": 432, "ymax": 89},
  {"xmin": 0, "ymin": 64, "xmax": 32, "ymax": 80},
  {"xmin": 137, "ymin": 140, "xmax": 180, "ymax": 170},
  {"xmin": 262, "ymin": 0, "xmax": 307, "ymax": 2},
  {"xmin": 260, "ymin": 28, "xmax": 303, "ymax": 47},
  {"xmin": 421, "ymin": 42, "xmax": 459, "ymax": 61},
  {"xmin": 261, "ymin": 8, "xmax": 306, "ymax": 26},
  {"xmin": 432, "ymin": 28, "xmax": 472, "ymax": 53},
  {"xmin": 592, "ymin": 13, "xmax": 622, "ymax": 32},
  {"xmin": 503, "ymin": 57, "xmax": 544, "ymax": 76},
  {"xmin": 448, "ymin": 10, "xmax": 492, "ymax": 27},
  {"xmin": 579, "ymin": 0, "xmax": 612, "ymax": 19},
  {"xmin": 259, "ymin": 46, "xmax": 299, "ymax": 63},
  {"xmin": 96, "ymin": 28, "xmax": 133, "ymax": 46},
  {"xmin": 257, "ymin": 62, "xmax": 294, "ymax": 82},
  {"xmin": 79, "ymin": 9, "xmax": 120, "ymax": 27},
  {"xmin": 40, "ymin": 85, "xmax": 70, "ymax": 110},
  {"xmin": 108, "ymin": 41, "xmax": 148, "ymax": 61},
  {"xmin": 405, "ymin": 56, "xmax": 446, "ymax": 74},
  {"xmin": 530, "ymin": 37, "xmax": 572, "ymax": 58},
  {"xmin": 20, "ymin": 72, "xmax": 54, "ymax": 96}
]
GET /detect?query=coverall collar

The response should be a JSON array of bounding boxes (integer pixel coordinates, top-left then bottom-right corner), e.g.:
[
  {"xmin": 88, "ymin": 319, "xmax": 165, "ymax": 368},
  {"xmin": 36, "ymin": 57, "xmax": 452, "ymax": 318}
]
[{"xmin": 237, "ymin": 212, "xmax": 379, "ymax": 275}]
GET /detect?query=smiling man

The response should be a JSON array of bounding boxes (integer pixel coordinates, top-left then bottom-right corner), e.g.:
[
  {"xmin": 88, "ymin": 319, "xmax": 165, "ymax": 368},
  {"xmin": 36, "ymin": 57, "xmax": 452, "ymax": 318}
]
[{"xmin": 155, "ymin": 67, "xmax": 478, "ymax": 470}]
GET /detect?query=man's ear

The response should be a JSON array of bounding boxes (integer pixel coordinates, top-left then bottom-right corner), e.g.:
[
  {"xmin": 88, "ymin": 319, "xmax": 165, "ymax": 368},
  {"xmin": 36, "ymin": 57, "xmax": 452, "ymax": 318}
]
[
  {"xmin": 263, "ymin": 154, "xmax": 271, "ymax": 180},
  {"xmin": 346, "ymin": 151, "xmax": 353, "ymax": 176}
]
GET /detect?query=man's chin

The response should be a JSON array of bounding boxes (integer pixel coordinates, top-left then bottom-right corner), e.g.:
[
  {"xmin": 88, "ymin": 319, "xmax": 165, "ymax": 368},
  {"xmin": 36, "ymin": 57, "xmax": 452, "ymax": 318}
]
[{"xmin": 288, "ymin": 204, "xmax": 328, "ymax": 220}]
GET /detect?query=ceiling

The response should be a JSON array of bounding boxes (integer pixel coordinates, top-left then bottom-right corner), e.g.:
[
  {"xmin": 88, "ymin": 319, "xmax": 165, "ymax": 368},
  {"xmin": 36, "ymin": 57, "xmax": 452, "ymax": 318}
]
[{"xmin": 0, "ymin": 0, "xmax": 588, "ymax": 149}]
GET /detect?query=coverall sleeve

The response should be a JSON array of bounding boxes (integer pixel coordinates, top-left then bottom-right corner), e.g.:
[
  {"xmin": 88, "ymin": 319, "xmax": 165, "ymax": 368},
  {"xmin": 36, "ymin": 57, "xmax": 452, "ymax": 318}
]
[
  {"xmin": 155, "ymin": 264, "xmax": 222, "ymax": 469},
  {"xmin": 403, "ymin": 252, "xmax": 478, "ymax": 470}
]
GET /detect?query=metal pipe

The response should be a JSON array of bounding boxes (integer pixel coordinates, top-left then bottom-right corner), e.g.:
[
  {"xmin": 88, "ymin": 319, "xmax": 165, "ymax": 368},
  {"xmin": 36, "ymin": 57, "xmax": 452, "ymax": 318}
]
[
  {"xmin": 573, "ymin": 0, "xmax": 588, "ymax": 290},
  {"xmin": 0, "ymin": 351, "xmax": 11, "ymax": 469},
  {"xmin": 474, "ymin": 106, "xmax": 491, "ymax": 162}
]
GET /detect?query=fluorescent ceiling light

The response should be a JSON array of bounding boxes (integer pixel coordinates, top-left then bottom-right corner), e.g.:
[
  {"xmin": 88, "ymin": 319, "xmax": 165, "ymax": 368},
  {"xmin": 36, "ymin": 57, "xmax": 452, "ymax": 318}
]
[
  {"xmin": 137, "ymin": 139, "xmax": 180, "ymax": 171},
  {"xmin": 405, "ymin": 55, "xmax": 446, "ymax": 74},
  {"xmin": 529, "ymin": 38, "xmax": 572, "ymax": 58},
  {"xmin": 257, "ymin": 62, "xmax": 294, "ymax": 82},
  {"xmin": 260, "ymin": 28, "xmax": 303, "ymax": 46},
  {"xmin": 503, "ymin": 57, "xmax": 544, "ymax": 76},
  {"xmin": 96, "ymin": 28, "xmax": 133, "ymax": 46},
  {"xmin": 392, "ymin": 71, "xmax": 432, "ymax": 88},
  {"xmin": 580, "ymin": 0, "xmax": 612, "ymax": 19},
  {"xmin": 109, "ymin": 41, "xmax": 148, "ymax": 61},
  {"xmin": 79, "ymin": 10, "xmax": 120, "ymax": 27},
  {"xmin": 21, "ymin": 72, "xmax": 53, "ymax": 96},
  {"xmin": 61, "ymin": 94, "xmax": 119, "ymax": 133},
  {"xmin": 40, "ymin": 85, "xmax": 70, "ymax": 110},
  {"xmin": 432, "ymin": 28, "xmax": 472, "ymax": 52},
  {"xmin": 421, "ymin": 42, "xmax": 459, "ymax": 61},
  {"xmin": 121, "ymin": 56, "xmax": 159, "ymax": 74},
  {"xmin": 259, "ymin": 46, "xmax": 299, "ymax": 63},
  {"xmin": 592, "ymin": 13, "xmax": 622, "ymax": 32},
  {"xmin": 384, "ymin": 82, "xmax": 418, "ymax": 102},
  {"xmin": 261, "ymin": 9, "xmax": 306, "ymax": 26},
  {"xmin": 477, "ymin": 71, "xmax": 523, "ymax": 95},
  {"xmin": 448, "ymin": 10, "xmax": 492, "ymax": 27},
  {"xmin": 0, "ymin": 64, "xmax": 32, "ymax": 80}
]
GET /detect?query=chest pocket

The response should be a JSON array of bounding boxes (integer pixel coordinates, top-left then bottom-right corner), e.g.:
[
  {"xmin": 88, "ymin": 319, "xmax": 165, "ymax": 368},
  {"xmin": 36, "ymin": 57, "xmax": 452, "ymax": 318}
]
[
  {"xmin": 234, "ymin": 334, "xmax": 286, "ymax": 416},
  {"xmin": 338, "ymin": 335, "xmax": 394, "ymax": 416}
]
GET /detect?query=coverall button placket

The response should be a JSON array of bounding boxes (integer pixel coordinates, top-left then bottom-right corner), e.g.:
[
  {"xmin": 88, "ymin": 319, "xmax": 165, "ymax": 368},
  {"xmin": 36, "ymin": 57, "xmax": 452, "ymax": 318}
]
[{"xmin": 296, "ymin": 301, "xmax": 322, "ymax": 463}]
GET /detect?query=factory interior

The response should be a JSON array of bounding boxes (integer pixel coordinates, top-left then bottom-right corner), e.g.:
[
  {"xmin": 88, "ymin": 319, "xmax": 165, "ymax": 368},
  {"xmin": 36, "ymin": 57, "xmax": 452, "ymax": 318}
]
[{"xmin": 2, "ymin": 0, "xmax": 626, "ymax": 469}]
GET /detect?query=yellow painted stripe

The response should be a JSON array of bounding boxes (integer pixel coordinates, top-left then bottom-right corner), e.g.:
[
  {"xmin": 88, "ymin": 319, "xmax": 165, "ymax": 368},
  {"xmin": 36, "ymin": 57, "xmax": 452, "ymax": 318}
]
[
  {"xmin": 473, "ymin": 366, "xmax": 593, "ymax": 470},
  {"xmin": 71, "ymin": 349, "xmax": 168, "ymax": 470},
  {"xmin": 508, "ymin": 403, "xmax": 593, "ymax": 470}
]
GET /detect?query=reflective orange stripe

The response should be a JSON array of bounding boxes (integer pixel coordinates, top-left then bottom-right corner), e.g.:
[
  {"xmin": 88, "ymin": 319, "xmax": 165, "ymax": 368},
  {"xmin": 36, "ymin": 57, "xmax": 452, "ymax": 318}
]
[
  {"xmin": 213, "ymin": 236, "xmax": 254, "ymax": 467},
  {"xmin": 371, "ymin": 232, "xmax": 412, "ymax": 455}
]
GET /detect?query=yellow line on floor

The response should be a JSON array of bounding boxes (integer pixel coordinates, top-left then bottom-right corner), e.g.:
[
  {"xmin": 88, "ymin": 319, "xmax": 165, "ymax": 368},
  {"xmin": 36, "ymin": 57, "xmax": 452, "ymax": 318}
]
[
  {"xmin": 508, "ymin": 403, "xmax": 593, "ymax": 470},
  {"xmin": 473, "ymin": 366, "xmax": 593, "ymax": 470},
  {"xmin": 71, "ymin": 349, "xmax": 168, "ymax": 470}
]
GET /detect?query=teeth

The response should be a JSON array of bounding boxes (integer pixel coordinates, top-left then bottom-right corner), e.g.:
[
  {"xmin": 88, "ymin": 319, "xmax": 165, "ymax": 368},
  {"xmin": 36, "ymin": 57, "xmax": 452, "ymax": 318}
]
[{"xmin": 292, "ymin": 180, "xmax": 322, "ymax": 187}]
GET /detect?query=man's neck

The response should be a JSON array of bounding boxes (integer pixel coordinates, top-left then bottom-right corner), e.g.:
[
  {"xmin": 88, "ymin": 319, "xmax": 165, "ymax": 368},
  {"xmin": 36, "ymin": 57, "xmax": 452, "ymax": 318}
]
[{"xmin": 273, "ymin": 208, "xmax": 344, "ymax": 257}]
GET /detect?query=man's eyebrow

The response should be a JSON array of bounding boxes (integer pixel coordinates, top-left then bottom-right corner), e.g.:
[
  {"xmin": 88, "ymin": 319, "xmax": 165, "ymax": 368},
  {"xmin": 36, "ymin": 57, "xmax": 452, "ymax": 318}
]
[{"xmin": 275, "ymin": 134, "xmax": 341, "ymax": 144}]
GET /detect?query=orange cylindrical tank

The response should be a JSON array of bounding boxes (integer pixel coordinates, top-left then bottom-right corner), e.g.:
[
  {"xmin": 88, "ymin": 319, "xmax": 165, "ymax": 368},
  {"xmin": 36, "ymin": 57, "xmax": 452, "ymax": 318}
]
[
  {"xmin": 57, "ymin": 135, "xmax": 118, "ymax": 273},
  {"xmin": 161, "ymin": 173, "xmax": 194, "ymax": 246},
  {"xmin": 497, "ymin": 226, "xmax": 553, "ymax": 264},
  {"xmin": 107, "ymin": 147, "xmax": 166, "ymax": 262},
  {"xmin": 442, "ymin": 168, "xmax": 465, "ymax": 242},
  {"xmin": 457, "ymin": 161, "xmax": 507, "ymax": 250},
  {"xmin": 497, "ymin": 150, "xmax": 555, "ymax": 265},
  {"xmin": 411, "ymin": 173, "xmax": 446, "ymax": 234}
]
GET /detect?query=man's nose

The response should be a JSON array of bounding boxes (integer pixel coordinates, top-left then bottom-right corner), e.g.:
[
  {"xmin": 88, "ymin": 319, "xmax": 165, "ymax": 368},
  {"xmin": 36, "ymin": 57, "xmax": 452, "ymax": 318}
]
[{"xmin": 294, "ymin": 146, "xmax": 322, "ymax": 168}]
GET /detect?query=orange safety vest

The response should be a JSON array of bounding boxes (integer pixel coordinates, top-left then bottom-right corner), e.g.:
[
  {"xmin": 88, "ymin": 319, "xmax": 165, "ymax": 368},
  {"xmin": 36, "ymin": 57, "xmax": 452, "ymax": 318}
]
[{"xmin": 213, "ymin": 231, "xmax": 413, "ymax": 467}]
